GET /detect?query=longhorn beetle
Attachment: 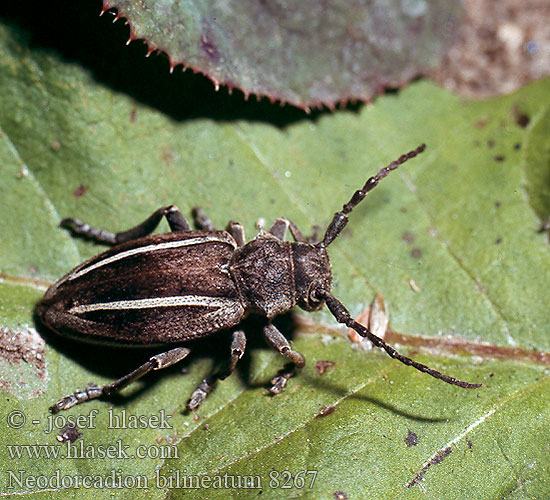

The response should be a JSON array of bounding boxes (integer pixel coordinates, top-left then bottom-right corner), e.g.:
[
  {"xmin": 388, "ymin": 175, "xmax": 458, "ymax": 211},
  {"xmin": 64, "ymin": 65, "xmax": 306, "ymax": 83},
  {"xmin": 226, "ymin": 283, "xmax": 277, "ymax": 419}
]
[{"xmin": 38, "ymin": 144, "xmax": 481, "ymax": 413}]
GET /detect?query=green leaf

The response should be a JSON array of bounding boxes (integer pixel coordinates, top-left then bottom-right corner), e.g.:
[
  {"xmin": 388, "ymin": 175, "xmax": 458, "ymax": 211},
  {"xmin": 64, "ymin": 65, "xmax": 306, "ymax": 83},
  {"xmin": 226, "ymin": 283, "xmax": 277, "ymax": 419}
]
[
  {"xmin": 524, "ymin": 106, "xmax": 550, "ymax": 224},
  {"xmin": 1, "ymin": 20, "xmax": 550, "ymax": 500},
  {"xmin": 103, "ymin": 0, "xmax": 462, "ymax": 109}
]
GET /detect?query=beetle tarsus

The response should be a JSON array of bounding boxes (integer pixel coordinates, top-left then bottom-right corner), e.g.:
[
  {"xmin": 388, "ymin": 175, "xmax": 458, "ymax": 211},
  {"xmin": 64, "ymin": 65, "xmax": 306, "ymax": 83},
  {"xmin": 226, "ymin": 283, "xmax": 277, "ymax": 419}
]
[
  {"xmin": 263, "ymin": 323, "xmax": 305, "ymax": 368},
  {"xmin": 263, "ymin": 323, "xmax": 305, "ymax": 394},
  {"xmin": 187, "ymin": 376, "xmax": 215, "ymax": 411},
  {"xmin": 61, "ymin": 218, "xmax": 117, "ymax": 245},
  {"xmin": 50, "ymin": 385, "xmax": 103, "ymax": 413},
  {"xmin": 269, "ymin": 366, "xmax": 294, "ymax": 395},
  {"xmin": 60, "ymin": 205, "xmax": 191, "ymax": 247},
  {"xmin": 186, "ymin": 330, "xmax": 247, "ymax": 410},
  {"xmin": 115, "ymin": 205, "xmax": 190, "ymax": 242}
]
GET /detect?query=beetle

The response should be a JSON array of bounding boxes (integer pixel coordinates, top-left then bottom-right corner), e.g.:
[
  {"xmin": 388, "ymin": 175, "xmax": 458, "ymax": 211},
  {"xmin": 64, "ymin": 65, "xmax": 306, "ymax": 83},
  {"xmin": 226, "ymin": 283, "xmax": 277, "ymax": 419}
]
[{"xmin": 38, "ymin": 144, "xmax": 481, "ymax": 413}]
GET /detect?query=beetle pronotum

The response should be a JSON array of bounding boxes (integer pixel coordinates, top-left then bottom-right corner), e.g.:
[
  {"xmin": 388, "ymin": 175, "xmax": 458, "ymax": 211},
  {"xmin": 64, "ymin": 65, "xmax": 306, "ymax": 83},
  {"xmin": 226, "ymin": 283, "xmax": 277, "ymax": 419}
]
[{"xmin": 38, "ymin": 144, "xmax": 481, "ymax": 413}]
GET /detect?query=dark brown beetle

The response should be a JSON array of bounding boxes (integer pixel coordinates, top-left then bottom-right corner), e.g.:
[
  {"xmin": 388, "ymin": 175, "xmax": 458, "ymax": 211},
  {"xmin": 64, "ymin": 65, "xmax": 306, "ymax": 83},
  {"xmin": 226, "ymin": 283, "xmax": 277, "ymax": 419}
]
[{"xmin": 38, "ymin": 144, "xmax": 481, "ymax": 413}]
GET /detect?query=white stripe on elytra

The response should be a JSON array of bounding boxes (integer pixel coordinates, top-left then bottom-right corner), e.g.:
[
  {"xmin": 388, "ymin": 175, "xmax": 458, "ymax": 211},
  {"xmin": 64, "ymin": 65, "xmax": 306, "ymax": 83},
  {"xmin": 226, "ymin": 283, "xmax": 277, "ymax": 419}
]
[
  {"xmin": 69, "ymin": 295, "xmax": 238, "ymax": 314},
  {"xmin": 68, "ymin": 236, "xmax": 234, "ymax": 282}
]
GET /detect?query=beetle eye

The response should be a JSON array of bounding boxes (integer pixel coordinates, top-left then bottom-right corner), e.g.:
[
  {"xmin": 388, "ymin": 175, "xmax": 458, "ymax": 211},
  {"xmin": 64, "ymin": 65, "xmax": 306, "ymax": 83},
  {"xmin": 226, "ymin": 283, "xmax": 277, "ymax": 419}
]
[{"xmin": 308, "ymin": 282, "xmax": 325, "ymax": 306}]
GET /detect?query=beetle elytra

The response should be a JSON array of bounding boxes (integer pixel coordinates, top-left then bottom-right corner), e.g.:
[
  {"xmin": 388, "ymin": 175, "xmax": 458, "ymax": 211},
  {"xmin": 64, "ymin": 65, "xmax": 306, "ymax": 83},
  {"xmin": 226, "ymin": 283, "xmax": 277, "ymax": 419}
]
[{"xmin": 38, "ymin": 144, "xmax": 481, "ymax": 413}]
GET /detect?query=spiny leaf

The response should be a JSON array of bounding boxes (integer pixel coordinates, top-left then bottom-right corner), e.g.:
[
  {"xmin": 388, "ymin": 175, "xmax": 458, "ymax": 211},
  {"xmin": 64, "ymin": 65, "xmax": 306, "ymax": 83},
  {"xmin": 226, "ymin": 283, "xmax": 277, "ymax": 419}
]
[{"xmin": 103, "ymin": 0, "xmax": 463, "ymax": 109}]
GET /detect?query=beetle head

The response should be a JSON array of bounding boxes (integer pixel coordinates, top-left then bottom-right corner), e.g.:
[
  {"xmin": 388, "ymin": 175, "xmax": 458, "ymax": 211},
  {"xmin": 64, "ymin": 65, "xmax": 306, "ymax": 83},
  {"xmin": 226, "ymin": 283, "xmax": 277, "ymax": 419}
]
[{"xmin": 292, "ymin": 243, "xmax": 332, "ymax": 311}]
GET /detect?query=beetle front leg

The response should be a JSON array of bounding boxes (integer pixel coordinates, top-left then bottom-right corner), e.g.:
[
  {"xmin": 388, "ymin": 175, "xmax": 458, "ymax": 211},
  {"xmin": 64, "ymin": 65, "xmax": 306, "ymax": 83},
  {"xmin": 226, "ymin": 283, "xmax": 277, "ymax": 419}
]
[
  {"xmin": 263, "ymin": 323, "xmax": 305, "ymax": 394},
  {"xmin": 226, "ymin": 221, "xmax": 246, "ymax": 246},
  {"xmin": 187, "ymin": 330, "xmax": 247, "ymax": 411},
  {"xmin": 50, "ymin": 347, "xmax": 191, "ymax": 412},
  {"xmin": 269, "ymin": 218, "xmax": 306, "ymax": 242},
  {"xmin": 61, "ymin": 205, "xmax": 191, "ymax": 245},
  {"xmin": 269, "ymin": 218, "xmax": 320, "ymax": 243}
]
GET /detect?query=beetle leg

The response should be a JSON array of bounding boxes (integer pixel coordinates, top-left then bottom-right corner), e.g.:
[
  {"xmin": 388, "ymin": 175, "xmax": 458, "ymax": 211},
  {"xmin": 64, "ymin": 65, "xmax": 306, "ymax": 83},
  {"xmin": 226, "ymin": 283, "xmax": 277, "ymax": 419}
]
[
  {"xmin": 263, "ymin": 323, "xmax": 305, "ymax": 394},
  {"xmin": 187, "ymin": 330, "xmax": 247, "ymax": 411},
  {"xmin": 192, "ymin": 207, "xmax": 216, "ymax": 230},
  {"xmin": 226, "ymin": 221, "xmax": 246, "ymax": 247},
  {"xmin": 61, "ymin": 205, "xmax": 191, "ymax": 245},
  {"xmin": 115, "ymin": 206, "xmax": 190, "ymax": 240},
  {"xmin": 50, "ymin": 347, "xmax": 191, "ymax": 413},
  {"xmin": 269, "ymin": 218, "xmax": 305, "ymax": 242},
  {"xmin": 269, "ymin": 218, "xmax": 290, "ymax": 240},
  {"xmin": 225, "ymin": 330, "xmax": 247, "ymax": 375}
]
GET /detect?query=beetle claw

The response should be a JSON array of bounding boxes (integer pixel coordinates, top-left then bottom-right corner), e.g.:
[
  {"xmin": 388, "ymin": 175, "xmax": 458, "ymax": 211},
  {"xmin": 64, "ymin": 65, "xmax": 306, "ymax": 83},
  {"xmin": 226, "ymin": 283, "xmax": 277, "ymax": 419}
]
[
  {"xmin": 50, "ymin": 385, "xmax": 103, "ymax": 413},
  {"xmin": 186, "ymin": 377, "xmax": 214, "ymax": 411},
  {"xmin": 269, "ymin": 369, "xmax": 294, "ymax": 395}
]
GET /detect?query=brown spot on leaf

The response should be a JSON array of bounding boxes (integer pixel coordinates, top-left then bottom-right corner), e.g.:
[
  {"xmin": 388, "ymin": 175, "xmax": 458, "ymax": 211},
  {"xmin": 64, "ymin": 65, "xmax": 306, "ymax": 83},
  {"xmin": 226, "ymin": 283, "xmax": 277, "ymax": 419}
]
[
  {"xmin": 50, "ymin": 140, "xmax": 60, "ymax": 150},
  {"xmin": 433, "ymin": 447, "xmax": 452, "ymax": 464},
  {"xmin": 475, "ymin": 118, "xmax": 488, "ymax": 128},
  {"xmin": 57, "ymin": 422, "xmax": 82, "ymax": 443},
  {"xmin": 513, "ymin": 107, "xmax": 530, "ymax": 128},
  {"xmin": 405, "ymin": 429, "xmax": 418, "ymax": 447},
  {"xmin": 402, "ymin": 231, "xmax": 415, "ymax": 244},
  {"xmin": 161, "ymin": 146, "xmax": 174, "ymax": 165},
  {"xmin": 493, "ymin": 155, "xmax": 505, "ymax": 162},
  {"xmin": 315, "ymin": 360, "xmax": 335, "ymax": 375},
  {"xmin": 467, "ymin": 439, "xmax": 473, "ymax": 449},
  {"xmin": 487, "ymin": 139, "xmax": 495, "ymax": 148},
  {"xmin": 73, "ymin": 185, "xmax": 87, "ymax": 198},
  {"xmin": 495, "ymin": 237, "xmax": 502, "ymax": 244},
  {"xmin": 333, "ymin": 492, "xmax": 348, "ymax": 500},
  {"xmin": 407, "ymin": 447, "xmax": 452, "ymax": 487},
  {"xmin": 514, "ymin": 143, "xmax": 521, "ymax": 150},
  {"xmin": 316, "ymin": 405, "xmax": 335, "ymax": 418},
  {"xmin": 411, "ymin": 248, "xmax": 422, "ymax": 259}
]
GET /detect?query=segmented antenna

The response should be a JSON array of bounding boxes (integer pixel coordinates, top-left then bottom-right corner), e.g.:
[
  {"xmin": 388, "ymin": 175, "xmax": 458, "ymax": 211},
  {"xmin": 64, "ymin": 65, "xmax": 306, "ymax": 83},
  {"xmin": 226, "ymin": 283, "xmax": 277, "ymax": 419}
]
[
  {"xmin": 320, "ymin": 144, "xmax": 427, "ymax": 247},
  {"xmin": 318, "ymin": 289, "xmax": 482, "ymax": 389}
]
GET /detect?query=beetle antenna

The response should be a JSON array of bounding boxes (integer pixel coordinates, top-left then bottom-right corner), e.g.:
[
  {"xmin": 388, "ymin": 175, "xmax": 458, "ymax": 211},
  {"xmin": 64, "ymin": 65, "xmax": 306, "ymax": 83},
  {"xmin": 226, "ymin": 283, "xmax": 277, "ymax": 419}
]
[
  {"xmin": 318, "ymin": 144, "xmax": 426, "ymax": 247},
  {"xmin": 318, "ymin": 289, "xmax": 482, "ymax": 389}
]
